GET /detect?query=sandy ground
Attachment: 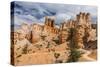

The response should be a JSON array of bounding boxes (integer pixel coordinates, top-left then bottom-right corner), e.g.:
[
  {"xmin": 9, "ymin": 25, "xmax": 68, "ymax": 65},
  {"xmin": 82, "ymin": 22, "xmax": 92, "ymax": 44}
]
[
  {"xmin": 88, "ymin": 50, "xmax": 97, "ymax": 60},
  {"xmin": 14, "ymin": 50, "xmax": 69, "ymax": 66},
  {"xmin": 14, "ymin": 49, "xmax": 97, "ymax": 66},
  {"xmin": 79, "ymin": 49, "xmax": 97, "ymax": 62}
]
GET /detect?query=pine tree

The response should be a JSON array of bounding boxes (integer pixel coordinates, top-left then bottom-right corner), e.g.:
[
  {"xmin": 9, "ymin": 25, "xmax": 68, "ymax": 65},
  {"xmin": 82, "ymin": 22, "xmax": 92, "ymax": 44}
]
[{"xmin": 67, "ymin": 28, "xmax": 82, "ymax": 62}]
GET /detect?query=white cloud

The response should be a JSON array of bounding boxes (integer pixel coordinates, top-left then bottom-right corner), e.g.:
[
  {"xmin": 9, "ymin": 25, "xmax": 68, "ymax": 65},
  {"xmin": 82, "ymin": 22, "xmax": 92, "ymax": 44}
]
[{"xmin": 12, "ymin": 1, "xmax": 97, "ymax": 26}]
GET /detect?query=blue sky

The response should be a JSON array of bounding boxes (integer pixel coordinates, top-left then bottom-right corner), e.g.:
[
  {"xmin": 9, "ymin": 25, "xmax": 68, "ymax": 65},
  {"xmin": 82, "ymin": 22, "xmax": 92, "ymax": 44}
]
[{"xmin": 11, "ymin": 1, "xmax": 97, "ymax": 26}]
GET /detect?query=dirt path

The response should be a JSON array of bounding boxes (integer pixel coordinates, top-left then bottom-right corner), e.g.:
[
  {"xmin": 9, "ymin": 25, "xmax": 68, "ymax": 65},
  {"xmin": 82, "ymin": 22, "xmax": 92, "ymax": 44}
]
[{"xmin": 79, "ymin": 49, "xmax": 96, "ymax": 61}]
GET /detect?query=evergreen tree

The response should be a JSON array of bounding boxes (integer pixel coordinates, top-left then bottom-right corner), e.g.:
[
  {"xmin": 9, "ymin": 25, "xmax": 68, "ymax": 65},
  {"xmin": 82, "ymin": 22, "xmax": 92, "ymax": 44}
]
[{"xmin": 67, "ymin": 28, "xmax": 82, "ymax": 62}]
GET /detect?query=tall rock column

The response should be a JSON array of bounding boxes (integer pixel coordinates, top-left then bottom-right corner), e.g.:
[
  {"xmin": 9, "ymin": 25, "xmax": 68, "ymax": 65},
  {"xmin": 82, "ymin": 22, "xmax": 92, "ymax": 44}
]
[{"xmin": 73, "ymin": 25, "xmax": 85, "ymax": 49}]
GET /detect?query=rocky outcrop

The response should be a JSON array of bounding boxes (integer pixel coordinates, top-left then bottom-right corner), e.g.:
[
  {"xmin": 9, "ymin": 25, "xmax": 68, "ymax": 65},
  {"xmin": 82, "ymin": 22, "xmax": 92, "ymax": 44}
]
[
  {"xmin": 31, "ymin": 24, "xmax": 43, "ymax": 43},
  {"xmin": 43, "ymin": 16, "xmax": 59, "ymax": 35},
  {"xmin": 12, "ymin": 12, "xmax": 97, "ymax": 65}
]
